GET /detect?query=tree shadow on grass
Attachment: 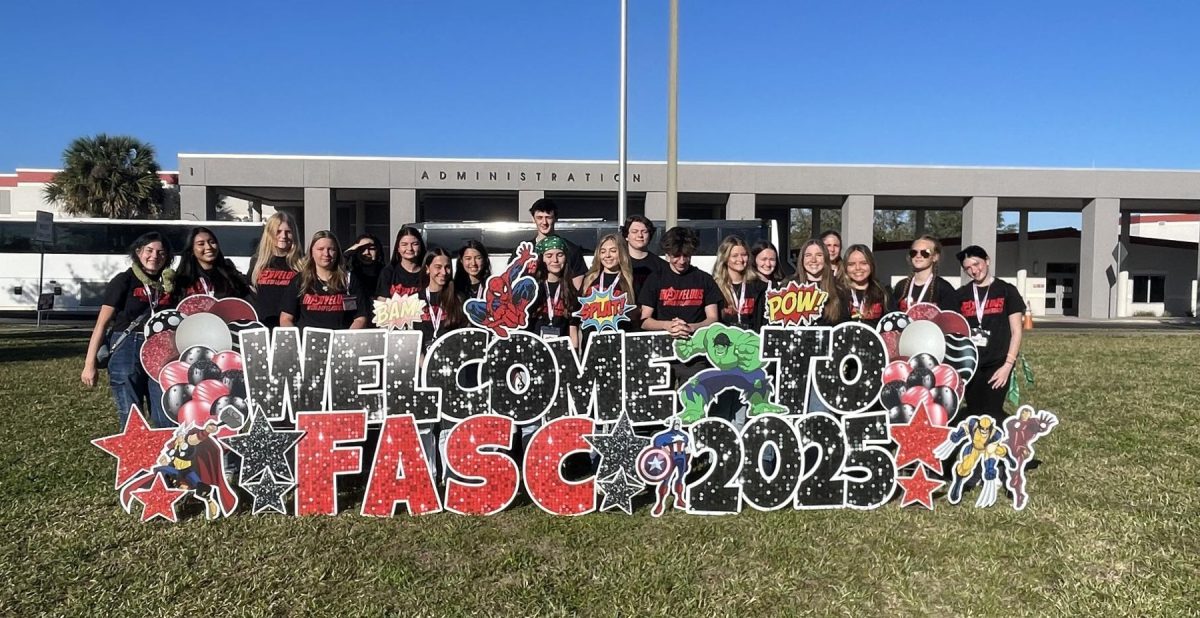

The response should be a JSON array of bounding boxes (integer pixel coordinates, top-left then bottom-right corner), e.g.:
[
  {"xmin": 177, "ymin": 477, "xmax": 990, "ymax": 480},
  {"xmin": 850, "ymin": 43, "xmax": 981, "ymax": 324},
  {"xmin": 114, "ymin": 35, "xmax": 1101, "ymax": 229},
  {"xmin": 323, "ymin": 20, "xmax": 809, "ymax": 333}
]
[{"xmin": 0, "ymin": 333, "xmax": 90, "ymax": 363}]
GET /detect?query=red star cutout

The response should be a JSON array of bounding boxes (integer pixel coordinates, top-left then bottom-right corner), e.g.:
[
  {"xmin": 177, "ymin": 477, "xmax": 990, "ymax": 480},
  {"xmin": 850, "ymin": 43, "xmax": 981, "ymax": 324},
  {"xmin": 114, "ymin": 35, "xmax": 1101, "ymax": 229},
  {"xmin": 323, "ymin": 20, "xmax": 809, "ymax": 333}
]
[
  {"xmin": 91, "ymin": 405, "xmax": 174, "ymax": 489},
  {"xmin": 130, "ymin": 474, "xmax": 189, "ymax": 522},
  {"xmin": 897, "ymin": 466, "xmax": 945, "ymax": 510},
  {"xmin": 890, "ymin": 401, "xmax": 952, "ymax": 475}
]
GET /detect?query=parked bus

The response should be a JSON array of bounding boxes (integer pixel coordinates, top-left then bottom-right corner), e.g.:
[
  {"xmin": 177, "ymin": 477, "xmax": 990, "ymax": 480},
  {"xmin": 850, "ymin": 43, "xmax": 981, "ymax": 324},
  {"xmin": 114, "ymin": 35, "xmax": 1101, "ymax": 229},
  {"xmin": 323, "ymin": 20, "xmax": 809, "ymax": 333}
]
[{"xmin": 0, "ymin": 219, "xmax": 262, "ymax": 312}]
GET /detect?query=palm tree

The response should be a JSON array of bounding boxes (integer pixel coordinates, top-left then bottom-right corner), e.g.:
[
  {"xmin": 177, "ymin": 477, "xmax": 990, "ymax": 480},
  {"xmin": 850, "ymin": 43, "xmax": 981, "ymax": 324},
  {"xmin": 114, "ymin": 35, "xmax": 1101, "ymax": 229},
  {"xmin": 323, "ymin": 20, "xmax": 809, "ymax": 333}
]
[{"xmin": 43, "ymin": 134, "xmax": 165, "ymax": 219}]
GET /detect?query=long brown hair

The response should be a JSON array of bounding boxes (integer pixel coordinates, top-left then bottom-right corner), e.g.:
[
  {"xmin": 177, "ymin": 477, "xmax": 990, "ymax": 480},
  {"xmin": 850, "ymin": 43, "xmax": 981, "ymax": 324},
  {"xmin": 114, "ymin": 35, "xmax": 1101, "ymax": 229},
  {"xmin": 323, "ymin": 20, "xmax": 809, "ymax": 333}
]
[
  {"xmin": 838, "ymin": 244, "xmax": 887, "ymax": 309},
  {"xmin": 795, "ymin": 238, "xmax": 844, "ymax": 323},
  {"xmin": 898, "ymin": 235, "xmax": 945, "ymax": 304},
  {"xmin": 297, "ymin": 231, "xmax": 349, "ymax": 295},
  {"xmin": 252, "ymin": 212, "xmax": 303, "ymax": 284},
  {"xmin": 419, "ymin": 248, "xmax": 465, "ymax": 329}
]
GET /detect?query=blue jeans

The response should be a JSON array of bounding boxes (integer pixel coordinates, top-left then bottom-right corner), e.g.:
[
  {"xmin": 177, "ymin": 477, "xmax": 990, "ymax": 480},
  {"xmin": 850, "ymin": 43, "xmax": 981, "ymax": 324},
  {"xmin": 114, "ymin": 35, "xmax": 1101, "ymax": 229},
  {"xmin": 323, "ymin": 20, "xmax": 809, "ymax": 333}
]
[{"xmin": 108, "ymin": 332, "xmax": 170, "ymax": 429}]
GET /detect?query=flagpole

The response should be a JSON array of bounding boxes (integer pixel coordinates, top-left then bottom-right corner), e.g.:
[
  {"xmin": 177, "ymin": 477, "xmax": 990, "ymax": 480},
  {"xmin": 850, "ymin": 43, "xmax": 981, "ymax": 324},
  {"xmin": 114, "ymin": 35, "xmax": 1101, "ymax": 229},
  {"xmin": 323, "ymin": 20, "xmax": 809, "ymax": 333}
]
[{"xmin": 618, "ymin": 0, "xmax": 629, "ymax": 224}]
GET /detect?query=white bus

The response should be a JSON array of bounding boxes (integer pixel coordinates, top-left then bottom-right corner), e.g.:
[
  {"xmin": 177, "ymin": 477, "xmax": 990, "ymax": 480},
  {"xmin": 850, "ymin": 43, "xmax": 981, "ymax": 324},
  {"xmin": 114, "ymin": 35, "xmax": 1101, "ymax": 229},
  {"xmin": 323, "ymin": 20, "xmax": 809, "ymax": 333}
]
[{"xmin": 0, "ymin": 219, "xmax": 262, "ymax": 313}]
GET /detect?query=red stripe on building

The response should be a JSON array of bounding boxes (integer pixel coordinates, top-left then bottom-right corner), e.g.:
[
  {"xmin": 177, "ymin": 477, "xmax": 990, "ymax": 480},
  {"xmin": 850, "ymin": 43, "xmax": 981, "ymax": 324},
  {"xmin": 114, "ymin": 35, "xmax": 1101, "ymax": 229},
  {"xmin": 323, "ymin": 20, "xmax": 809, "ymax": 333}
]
[
  {"xmin": 0, "ymin": 176, "xmax": 17, "ymax": 187},
  {"xmin": 1131, "ymin": 213, "xmax": 1199, "ymax": 224}
]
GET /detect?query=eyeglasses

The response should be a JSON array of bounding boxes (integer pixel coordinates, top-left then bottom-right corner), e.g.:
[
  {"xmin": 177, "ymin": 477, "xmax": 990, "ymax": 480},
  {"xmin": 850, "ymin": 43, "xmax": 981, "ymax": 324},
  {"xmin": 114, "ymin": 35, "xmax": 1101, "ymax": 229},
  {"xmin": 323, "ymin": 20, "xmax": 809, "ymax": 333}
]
[{"xmin": 908, "ymin": 249, "xmax": 932, "ymax": 259}]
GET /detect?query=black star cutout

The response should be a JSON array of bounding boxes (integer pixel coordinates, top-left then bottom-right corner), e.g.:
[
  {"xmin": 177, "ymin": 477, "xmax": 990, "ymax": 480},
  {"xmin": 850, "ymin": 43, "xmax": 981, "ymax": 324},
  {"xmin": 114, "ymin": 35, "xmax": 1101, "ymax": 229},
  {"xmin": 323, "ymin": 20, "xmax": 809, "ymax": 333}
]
[
  {"xmin": 241, "ymin": 467, "xmax": 293, "ymax": 515},
  {"xmin": 598, "ymin": 470, "xmax": 643, "ymax": 514},
  {"xmin": 585, "ymin": 411, "xmax": 650, "ymax": 482},
  {"xmin": 220, "ymin": 407, "xmax": 305, "ymax": 483}
]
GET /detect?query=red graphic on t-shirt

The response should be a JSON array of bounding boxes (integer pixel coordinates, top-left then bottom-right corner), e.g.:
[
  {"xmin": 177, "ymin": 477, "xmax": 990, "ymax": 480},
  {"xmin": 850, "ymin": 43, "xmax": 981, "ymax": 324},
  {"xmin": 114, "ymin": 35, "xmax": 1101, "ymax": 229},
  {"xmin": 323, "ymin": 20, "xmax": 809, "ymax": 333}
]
[
  {"xmin": 258, "ymin": 268, "xmax": 297, "ymax": 287},
  {"xmin": 389, "ymin": 283, "xmax": 419, "ymax": 297},
  {"xmin": 658, "ymin": 287, "xmax": 704, "ymax": 307},
  {"xmin": 856, "ymin": 301, "xmax": 884, "ymax": 321},
  {"xmin": 959, "ymin": 297, "xmax": 1007, "ymax": 317},
  {"xmin": 132, "ymin": 286, "xmax": 172, "ymax": 307},
  {"xmin": 302, "ymin": 293, "xmax": 346, "ymax": 313},
  {"xmin": 723, "ymin": 297, "xmax": 758, "ymax": 319}
]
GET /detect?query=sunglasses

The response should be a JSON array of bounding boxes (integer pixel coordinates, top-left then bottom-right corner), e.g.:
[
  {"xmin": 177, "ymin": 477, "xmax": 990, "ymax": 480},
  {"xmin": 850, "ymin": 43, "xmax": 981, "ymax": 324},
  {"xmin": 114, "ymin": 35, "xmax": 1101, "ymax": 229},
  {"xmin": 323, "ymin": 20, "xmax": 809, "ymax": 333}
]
[{"xmin": 908, "ymin": 249, "xmax": 933, "ymax": 258}]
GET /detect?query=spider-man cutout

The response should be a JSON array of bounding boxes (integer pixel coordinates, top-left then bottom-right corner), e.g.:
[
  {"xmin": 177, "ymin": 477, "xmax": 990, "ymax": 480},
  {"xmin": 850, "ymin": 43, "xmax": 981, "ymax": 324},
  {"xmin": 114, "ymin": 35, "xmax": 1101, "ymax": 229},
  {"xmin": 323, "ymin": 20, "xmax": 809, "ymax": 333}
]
[{"xmin": 465, "ymin": 241, "xmax": 538, "ymax": 338}]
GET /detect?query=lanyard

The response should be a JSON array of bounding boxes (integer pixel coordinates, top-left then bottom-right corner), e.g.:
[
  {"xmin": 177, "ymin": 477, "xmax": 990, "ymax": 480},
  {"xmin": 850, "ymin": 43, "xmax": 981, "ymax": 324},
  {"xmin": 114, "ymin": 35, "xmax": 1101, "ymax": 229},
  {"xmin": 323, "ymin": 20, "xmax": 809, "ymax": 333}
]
[
  {"xmin": 850, "ymin": 287, "xmax": 864, "ymax": 315},
  {"xmin": 142, "ymin": 282, "xmax": 161, "ymax": 310},
  {"xmin": 907, "ymin": 275, "xmax": 931, "ymax": 307},
  {"xmin": 545, "ymin": 281, "xmax": 561, "ymax": 320},
  {"xmin": 734, "ymin": 281, "xmax": 747, "ymax": 325},
  {"xmin": 972, "ymin": 281, "xmax": 992, "ymax": 324},
  {"xmin": 199, "ymin": 275, "xmax": 213, "ymax": 296},
  {"xmin": 425, "ymin": 289, "xmax": 443, "ymax": 336},
  {"xmin": 599, "ymin": 272, "xmax": 613, "ymax": 292}
]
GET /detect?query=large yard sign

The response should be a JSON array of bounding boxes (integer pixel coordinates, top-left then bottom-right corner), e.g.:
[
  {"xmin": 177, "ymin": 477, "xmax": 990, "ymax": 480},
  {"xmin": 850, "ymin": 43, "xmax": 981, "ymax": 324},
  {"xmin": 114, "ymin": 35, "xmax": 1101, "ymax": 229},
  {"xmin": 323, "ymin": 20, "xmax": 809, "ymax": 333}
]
[{"xmin": 94, "ymin": 249, "xmax": 1057, "ymax": 522}]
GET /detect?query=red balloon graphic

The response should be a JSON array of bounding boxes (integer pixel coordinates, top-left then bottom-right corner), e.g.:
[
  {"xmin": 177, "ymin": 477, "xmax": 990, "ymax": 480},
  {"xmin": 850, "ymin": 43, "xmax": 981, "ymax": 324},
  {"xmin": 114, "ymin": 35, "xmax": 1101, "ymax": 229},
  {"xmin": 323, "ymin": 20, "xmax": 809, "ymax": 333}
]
[
  {"xmin": 192, "ymin": 379, "xmax": 231, "ymax": 408},
  {"xmin": 925, "ymin": 402, "xmax": 949, "ymax": 426},
  {"xmin": 212, "ymin": 351, "xmax": 243, "ymax": 373},
  {"xmin": 882, "ymin": 360, "xmax": 912, "ymax": 385},
  {"xmin": 932, "ymin": 365, "xmax": 960, "ymax": 391},
  {"xmin": 901, "ymin": 386, "xmax": 931, "ymax": 409},
  {"xmin": 176, "ymin": 400, "xmax": 213, "ymax": 426},
  {"xmin": 210, "ymin": 298, "xmax": 258, "ymax": 323},
  {"xmin": 158, "ymin": 360, "xmax": 191, "ymax": 389}
]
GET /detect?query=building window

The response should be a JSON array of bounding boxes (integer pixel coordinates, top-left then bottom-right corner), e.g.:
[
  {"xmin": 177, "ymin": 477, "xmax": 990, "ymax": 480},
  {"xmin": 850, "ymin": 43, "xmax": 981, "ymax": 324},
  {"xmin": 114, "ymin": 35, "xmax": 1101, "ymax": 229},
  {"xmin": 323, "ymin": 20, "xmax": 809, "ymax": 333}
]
[{"xmin": 1132, "ymin": 275, "xmax": 1165, "ymax": 303}]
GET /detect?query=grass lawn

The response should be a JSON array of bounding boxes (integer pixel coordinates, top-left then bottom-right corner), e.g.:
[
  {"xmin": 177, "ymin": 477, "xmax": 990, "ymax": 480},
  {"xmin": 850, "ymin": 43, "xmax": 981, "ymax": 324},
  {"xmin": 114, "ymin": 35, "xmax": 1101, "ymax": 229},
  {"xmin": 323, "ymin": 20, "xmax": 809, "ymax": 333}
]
[{"xmin": 0, "ymin": 328, "xmax": 1197, "ymax": 615}]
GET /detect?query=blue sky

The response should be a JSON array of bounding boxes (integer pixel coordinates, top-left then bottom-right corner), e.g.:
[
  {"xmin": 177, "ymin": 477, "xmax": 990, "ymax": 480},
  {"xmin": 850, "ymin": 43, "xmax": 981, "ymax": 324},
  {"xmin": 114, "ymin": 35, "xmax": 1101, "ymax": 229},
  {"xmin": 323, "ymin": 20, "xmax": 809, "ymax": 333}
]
[{"xmin": 2, "ymin": 1, "xmax": 1197, "ymax": 229}]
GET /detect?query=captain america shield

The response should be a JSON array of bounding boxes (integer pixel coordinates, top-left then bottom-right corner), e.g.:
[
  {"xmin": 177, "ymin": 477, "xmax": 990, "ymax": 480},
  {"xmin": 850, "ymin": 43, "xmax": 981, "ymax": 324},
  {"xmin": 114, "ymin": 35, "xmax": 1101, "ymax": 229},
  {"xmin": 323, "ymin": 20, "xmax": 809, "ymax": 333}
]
[{"xmin": 637, "ymin": 447, "xmax": 673, "ymax": 483}]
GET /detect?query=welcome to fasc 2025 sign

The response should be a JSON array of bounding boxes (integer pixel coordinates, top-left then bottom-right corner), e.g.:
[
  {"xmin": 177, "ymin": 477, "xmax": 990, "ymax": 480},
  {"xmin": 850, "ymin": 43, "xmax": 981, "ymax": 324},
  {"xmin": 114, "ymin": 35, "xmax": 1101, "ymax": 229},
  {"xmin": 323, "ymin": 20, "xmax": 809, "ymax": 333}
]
[{"xmin": 94, "ymin": 247, "xmax": 1056, "ymax": 522}]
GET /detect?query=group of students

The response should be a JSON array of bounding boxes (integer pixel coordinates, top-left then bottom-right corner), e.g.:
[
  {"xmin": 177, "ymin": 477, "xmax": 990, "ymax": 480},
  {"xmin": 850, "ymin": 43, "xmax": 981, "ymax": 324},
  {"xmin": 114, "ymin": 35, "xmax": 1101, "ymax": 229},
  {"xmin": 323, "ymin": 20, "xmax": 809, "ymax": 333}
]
[{"xmin": 82, "ymin": 199, "xmax": 1024, "ymax": 447}]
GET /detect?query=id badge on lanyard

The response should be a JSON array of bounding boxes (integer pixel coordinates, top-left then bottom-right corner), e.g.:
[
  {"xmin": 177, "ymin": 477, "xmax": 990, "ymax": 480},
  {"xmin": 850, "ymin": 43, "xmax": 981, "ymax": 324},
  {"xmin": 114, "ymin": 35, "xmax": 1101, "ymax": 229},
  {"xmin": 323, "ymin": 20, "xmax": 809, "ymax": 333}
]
[
  {"xmin": 342, "ymin": 274, "xmax": 358, "ymax": 313},
  {"xmin": 541, "ymin": 282, "xmax": 563, "ymax": 338},
  {"xmin": 969, "ymin": 283, "xmax": 990, "ymax": 347}
]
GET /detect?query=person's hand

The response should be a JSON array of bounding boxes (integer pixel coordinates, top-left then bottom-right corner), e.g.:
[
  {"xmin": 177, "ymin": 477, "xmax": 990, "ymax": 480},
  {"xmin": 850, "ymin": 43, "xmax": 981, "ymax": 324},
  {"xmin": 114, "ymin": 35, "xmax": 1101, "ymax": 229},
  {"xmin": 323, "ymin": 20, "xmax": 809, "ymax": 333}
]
[
  {"xmin": 989, "ymin": 362, "xmax": 1013, "ymax": 389},
  {"xmin": 82, "ymin": 363, "xmax": 98, "ymax": 388},
  {"xmin": 668, "ymin": 318, "xmax": 691, "ymax": 339},
  {"xmin": 348, "ymin": 239, "xmax": 369, "ymax": 251}
]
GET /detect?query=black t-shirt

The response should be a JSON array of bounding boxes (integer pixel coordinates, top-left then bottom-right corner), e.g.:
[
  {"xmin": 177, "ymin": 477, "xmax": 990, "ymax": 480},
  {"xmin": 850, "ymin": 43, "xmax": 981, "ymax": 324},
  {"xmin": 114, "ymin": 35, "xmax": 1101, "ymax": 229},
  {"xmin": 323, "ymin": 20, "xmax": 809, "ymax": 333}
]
[
  {"xmin": 512, "ymin": 236, "xmax": 587, "ymax": 278},
  {"xmin": 180, "ymin": 261, "xmax": 250, "ymax": 299},
  {"xmin": 103, "ymin": 269, "xmax": 179, "ymax": 332},
  {"xmin": 527, "ymin": 280, "xmax": 574, "ymax": 338},
  {"xmin": 345, "ymin": 249, "xmax": 383, "ymax": 309},
  {"xmin": 629, "ymin": 253, "xmax": 667, "ymax": 299},
  {"xmin": 637, "ymin": 266, "xmax": 723, "ymax": 325},
  {"xmin": 413, "ymin": 288, "xmax": 454, "ymax": 350},
  {"xmin": 281, "ymin": 275, "xmax": 368, "ymax": 331},
  {"xmin": 890, "ymin": 276, "xmax": 958, "ymax": 313},
  {"xmin": 955, "ymin": 278, "xmax": 1027, "ymax": 368},
  {"xmin": 376, "ymin": 263, "xmax": 422, "ymax": 299},
  {"xmin": 846, "ymin": 285, "xmax": 891, "ymax": 328},
  {"xmin": 250, "ymin": 255, "xmax": 299, "ymax": 322},
  {"xmin": 719, "ymin": 279, "xmax": 767, "ymax": 332}
]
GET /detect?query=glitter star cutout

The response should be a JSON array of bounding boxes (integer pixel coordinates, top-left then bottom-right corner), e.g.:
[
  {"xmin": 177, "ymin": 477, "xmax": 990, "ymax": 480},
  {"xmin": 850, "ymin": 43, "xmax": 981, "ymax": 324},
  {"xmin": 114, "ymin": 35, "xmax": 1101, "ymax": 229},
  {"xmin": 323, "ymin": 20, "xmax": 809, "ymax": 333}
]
[
  {"xmin": 598, "ymin": 471, "xmax": 642, "ymax": 514},
  {"xmin": 220, "ymin": 407, "xmax": 306, "ymax": 483},
  {"xmin": 92, "ymin": 405, "xmax": 174, "ymax": 489},
  {"xmin": 889, "ymin": 402, "xmax": 952, "ymax": 475},
  {"xmin": 241, "ymin": 467, "xmax": 294, "ymax": 515},
  {"xmin": 585, "ymin": 412, "xmax": 650, "ymax": 482},
  {"xmin": 130, "ymin": 474, "xmax": 189, "ymax": 522},
  {"xmin": 896, "ymin": 466, "xmax": 945, "ymax": 510}
]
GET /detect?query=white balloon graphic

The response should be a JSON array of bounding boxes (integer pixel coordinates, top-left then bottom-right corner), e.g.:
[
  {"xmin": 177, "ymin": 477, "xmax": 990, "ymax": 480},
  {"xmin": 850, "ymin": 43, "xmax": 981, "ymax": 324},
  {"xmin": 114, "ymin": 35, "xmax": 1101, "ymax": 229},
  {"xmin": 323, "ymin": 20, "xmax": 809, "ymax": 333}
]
[
  {"xmin": 897, "ymin": 320, "xmax": 946, "ymax": 363},
  {"xmin": 174, "ymin": 312, "xmax": 233, "ymax": 353}
]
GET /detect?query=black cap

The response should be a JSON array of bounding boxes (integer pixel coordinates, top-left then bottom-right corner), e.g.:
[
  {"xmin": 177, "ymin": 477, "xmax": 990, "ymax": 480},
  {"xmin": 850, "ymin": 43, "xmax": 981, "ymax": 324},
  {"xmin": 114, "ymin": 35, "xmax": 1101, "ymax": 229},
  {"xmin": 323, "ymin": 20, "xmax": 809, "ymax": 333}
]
[{"xmin": 956, "ymin": 245, "xmax": 989, "ymax": 264}]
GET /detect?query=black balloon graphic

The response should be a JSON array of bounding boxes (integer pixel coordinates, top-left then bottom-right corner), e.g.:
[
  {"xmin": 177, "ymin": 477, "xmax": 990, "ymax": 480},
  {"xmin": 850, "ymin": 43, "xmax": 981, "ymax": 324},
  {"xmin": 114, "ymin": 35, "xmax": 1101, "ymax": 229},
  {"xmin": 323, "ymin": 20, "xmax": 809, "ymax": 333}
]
[
  {"xmin": 163, "ymin": 383, "xmax": 195, "ymax": 419},
  {"xmin": 908, "ymin": 353, "xmax": 938, "ymax": 373},
  {"xmin": 212, "ymin": 395, "xmax": 249, "ymax": 428},
  {"xmin": 180, "ymin": 345, "xmax": 215, "ymax": 365},
  {"xmin": 220, "ymin": 369, "xmax": 247, "ymax": 399},
  {"xmin": 905, "ymin": 367, "xmax": 935, "ymax": 390},
  {"xmin": 887, "ymin": 404, "xmax": 915, "ymax": 424},
  {"xmin": 930, "ymin": 386, "xmax": 959, "ymax": 414},
  {"xmin": 188, "ymin": 359, "xmax": 223, "ymax": 385},
  {"xmin": 880, "ymin": 380, "xmax": 906, "ymax": 409}
]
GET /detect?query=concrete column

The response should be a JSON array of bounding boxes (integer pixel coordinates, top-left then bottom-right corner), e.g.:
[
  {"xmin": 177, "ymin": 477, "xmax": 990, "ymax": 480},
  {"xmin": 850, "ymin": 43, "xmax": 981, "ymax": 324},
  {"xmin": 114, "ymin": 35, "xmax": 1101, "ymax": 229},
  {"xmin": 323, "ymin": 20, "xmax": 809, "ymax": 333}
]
[
  {"xmin": 389, "ymin": 189, "xmax": 417, "ymax": 245},
  {"xmin": 840, "ymin": 195, "xmax": 874, "ymax": 250},
  {"xmin": 644, "ymin": 191, "xmax": 667, "ymax": 221},
  {"xmin": 355, "ymin": 199, "xmax": 366, "ymax": 236},
  {"xmin": 180, "ymin": 186, "xmax": 215, "ymax": 221},
  {"xmin": 518, "ymin": 190, "xmax": 545, "ymax": 216},
  {"xmin": 1119, "ymin": 211, "xmax": 1131, "ymax": 270},
  {"xmin": 1079, "ymin": 197, "xmax": 1120, "ymax": 319},
  {"xmin": 1017, "ymin": 211, "xmax": 1029, "ymax": 271},
  {"xmin": 810, "ymin": 208, "xmax": 823, "ymax": 240},
  {"xmin": 303, "ymin": 188, "xmax": 332, "ymax": 240},
  {"xmin": 961, "ymin": 196, "xmax": 998, "ymax": 283},
  {"xmin": 913, "ymin": 209, "xmax": 927, "ymax": 237},
  {"xmin": 250, "ymin": 199, "xmax": 262, "ymax": 223},
  {"xmin": 725, "ymin": 193, "xmax": 756, "ymax": 220}
]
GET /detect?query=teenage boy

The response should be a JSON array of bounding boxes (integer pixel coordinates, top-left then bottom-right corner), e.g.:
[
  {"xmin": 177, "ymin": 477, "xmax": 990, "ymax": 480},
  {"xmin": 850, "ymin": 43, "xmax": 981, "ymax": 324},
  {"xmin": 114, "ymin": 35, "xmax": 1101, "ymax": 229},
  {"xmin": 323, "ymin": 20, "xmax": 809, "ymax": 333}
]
[
  {"xmin": 621, "ymin": 214, "xmax": 667, "ymax": 297},
  {"xmin": 638, "ymin": 226, "xmax": 721, "ymax": 339},
  {"xmin": 512, "ymin": 198, "xmax": 586, "ymax": 289}
]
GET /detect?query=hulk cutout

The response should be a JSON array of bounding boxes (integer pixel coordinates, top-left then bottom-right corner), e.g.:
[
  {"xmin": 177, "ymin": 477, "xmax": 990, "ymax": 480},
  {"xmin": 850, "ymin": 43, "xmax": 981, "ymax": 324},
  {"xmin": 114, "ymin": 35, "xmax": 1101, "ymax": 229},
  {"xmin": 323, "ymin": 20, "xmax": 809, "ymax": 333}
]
[{"xmin": 673, "ymin": 323, "xmax": 786, "ymax": 424}]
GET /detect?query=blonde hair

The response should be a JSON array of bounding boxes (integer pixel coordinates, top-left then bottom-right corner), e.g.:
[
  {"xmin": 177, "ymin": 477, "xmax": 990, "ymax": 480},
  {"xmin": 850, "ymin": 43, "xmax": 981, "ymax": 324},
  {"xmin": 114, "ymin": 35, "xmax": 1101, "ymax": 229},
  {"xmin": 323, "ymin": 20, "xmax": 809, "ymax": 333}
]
[
  {"xmin": 580, "ymin": 234, "xmax": 634, "ymax": 299},
  {"xmin": 713, "ymin": 235, "xmax": 759, "ymax": 308},
  {"xmin": 251, "ymin": 212, "xmax": 303, "ymax": 284},
  {"xmin": 297, "ymin": 231, "xmax": 348, "ymax": 295},
  {"xmin": 898, "ymin": 235, "xmax": 945, "ymax": 304}
]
